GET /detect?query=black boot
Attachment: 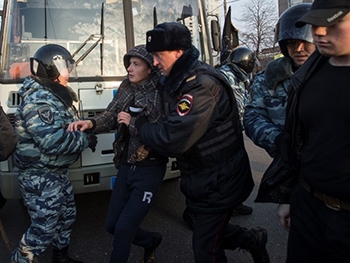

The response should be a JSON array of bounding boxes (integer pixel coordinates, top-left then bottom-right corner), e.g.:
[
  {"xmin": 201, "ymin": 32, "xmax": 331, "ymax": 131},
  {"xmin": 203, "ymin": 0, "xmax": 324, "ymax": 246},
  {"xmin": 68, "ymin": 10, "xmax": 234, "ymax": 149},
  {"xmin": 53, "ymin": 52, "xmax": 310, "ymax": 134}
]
[
  {"xmin": 52, "ymin": 246, "xmax": 84, "ymax": 263},
  {"xmin": 142, "ymin": 232, "xmax": 162, "ymax": 263},
  {"xmin": 240, "ymin": 227, "xmax": 270, "ymax": 263},
  {"xmin": 231, "ymin": 203, "xmax": 253, "ymax": 216}
]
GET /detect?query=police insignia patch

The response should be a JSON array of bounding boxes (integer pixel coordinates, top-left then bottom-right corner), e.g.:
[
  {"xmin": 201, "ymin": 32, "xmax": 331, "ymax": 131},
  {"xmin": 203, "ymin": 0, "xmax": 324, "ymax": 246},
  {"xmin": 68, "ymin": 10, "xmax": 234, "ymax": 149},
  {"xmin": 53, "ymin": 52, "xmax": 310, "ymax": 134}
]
[
  {"xmin": 177, "ymin": 94, "xmax": 193, "ymax": 116},
  {"xmin": 38, "ymin": 106, "xmax": 54, "ymax": 125}
]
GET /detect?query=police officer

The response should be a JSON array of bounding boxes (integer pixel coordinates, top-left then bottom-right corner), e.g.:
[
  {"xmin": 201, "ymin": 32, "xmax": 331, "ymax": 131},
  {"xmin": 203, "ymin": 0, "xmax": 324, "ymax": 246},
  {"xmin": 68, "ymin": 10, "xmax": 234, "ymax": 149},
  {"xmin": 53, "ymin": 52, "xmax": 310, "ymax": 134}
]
[
  {"xmin": 218, "ymin": 46, "xmax": 257, "ymax": 216},
  {"xmin": 11, "ymin": 44, "xmax": 97, "ymax": 263},
  {"xmin": 182, "ymin": 46, "xmax": 256, "ymax": 227},
  {"xmin": 244, "ymin": 3, "xmax": 315, "ymax": 159},
  {"xmin": 136, "ymin": 22, "xmax": 270, "ymax": 263},
  {"xmin": 219, "ymin": 46, "xmax": 256, "ymax": 126}
]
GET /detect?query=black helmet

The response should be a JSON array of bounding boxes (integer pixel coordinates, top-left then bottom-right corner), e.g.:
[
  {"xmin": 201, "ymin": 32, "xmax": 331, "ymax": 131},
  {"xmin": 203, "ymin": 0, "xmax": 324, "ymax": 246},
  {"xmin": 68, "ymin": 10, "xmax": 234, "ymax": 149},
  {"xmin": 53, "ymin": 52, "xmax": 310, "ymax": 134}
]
[
  {"xmin": 227, "ymin": 46, "xmax": 256, "ymax": 74},
  {"xmin": 30, "ymin": 44, "xmax": 77, "ymax": 80},
  {"xmin": 275, "ymin": 3, "xmax": 313, "ymax": 57}
]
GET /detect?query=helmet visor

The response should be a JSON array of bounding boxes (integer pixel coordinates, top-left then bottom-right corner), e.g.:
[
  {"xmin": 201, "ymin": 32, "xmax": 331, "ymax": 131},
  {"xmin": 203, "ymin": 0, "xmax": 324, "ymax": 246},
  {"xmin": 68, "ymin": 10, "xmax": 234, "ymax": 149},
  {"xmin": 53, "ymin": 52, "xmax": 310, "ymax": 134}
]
[{"xmin": 52, "ymin": 55, "xmax": 77, "ymax": 79}]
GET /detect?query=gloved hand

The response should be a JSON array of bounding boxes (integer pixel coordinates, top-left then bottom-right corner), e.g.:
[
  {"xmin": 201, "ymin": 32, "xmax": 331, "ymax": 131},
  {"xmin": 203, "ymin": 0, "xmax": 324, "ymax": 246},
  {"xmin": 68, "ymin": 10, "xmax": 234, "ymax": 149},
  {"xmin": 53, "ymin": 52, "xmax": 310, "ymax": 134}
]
[
  {"xmin": 135, "ymin": 115, "xmax": 148, "ymax": 130},
  {"xmin": 275, "ymin": 132, "xmax": 291, "ymax": 163},
  {"xmin": 88, "ymin": 134, "xmax": 98, "ymax": 153}
]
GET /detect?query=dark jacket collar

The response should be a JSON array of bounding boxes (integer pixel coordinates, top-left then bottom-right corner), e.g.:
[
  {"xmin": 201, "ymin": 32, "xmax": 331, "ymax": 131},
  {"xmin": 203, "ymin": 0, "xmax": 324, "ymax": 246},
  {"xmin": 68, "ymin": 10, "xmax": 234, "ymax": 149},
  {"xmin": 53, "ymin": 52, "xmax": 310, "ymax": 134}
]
[
  {"xmin": 33, "ymin": 76, "xmax": 77, "ymax": 108},
  {"xmin": 160, "ymin": 45, "xmax": 200, "ymax": 96},
  {"xmin": 290, "ymin": 50, "xmax": 327, "ymax": 92},
  {"xmin": 264, "ymin": 56, "xmax": 294, "ymax": 90}
]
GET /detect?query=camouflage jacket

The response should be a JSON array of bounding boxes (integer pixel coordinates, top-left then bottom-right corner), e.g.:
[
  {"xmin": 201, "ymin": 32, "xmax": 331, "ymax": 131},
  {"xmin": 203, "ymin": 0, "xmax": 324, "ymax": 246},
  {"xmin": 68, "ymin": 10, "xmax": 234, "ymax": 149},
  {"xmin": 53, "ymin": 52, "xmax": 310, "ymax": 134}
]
[
  {"xmin": 244, "ymin": 57, "xmax": 293, "ymax": 157},
  {"xmin": 14, "ymin": 76, "xmax": 90, "ymax": 171},
  {"xmin": 217, "ymin": 63, "xmax": 250, "ymax": 126}
]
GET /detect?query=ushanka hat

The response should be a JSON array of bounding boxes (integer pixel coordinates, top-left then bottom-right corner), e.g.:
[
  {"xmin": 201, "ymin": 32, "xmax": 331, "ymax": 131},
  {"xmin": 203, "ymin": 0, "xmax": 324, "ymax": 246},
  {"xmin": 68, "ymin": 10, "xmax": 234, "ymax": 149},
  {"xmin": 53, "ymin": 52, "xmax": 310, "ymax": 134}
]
[
  {"xmin": 146, "ymin": 22, "xmax": 192, "ymax": 52},
  {"xmin": 295, "ymin": 0, "xmax": 350, "ymax": 27}
]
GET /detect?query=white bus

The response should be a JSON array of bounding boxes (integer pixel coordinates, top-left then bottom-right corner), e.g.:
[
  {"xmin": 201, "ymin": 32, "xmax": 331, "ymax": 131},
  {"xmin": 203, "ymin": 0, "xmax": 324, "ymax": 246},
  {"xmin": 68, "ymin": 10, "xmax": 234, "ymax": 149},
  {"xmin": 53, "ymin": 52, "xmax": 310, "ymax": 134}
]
[{"xmin": 0, "ymin": 0, "xmax": 221, "ymax": 200}]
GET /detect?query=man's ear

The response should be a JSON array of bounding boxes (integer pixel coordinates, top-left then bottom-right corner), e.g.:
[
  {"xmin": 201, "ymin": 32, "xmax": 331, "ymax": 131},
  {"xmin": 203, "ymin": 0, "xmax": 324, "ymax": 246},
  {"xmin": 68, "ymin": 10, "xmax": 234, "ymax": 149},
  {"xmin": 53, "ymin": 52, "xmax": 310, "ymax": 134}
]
[{"xmin": 175, "ymin": 50, "xmax": 184, "ymax": 58}]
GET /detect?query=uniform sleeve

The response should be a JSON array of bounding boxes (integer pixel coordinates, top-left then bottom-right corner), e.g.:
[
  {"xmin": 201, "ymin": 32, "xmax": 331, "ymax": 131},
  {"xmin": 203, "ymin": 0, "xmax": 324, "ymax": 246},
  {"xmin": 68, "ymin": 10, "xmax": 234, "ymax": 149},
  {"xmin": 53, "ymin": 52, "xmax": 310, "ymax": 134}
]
[
  {"xmin": 219, "ymin": 67, "xmax": 248, "ymax": 124},
  {"xmin": 243, "ymin": 74, "xmax": 282, "ymax": 157},
  {"xmin": 22, "ymin": 101, "xmax": 89, "ymax": 155},
  {"xmin": 138, "ymin": 76, "xmax": 218, "ymax": 156}
]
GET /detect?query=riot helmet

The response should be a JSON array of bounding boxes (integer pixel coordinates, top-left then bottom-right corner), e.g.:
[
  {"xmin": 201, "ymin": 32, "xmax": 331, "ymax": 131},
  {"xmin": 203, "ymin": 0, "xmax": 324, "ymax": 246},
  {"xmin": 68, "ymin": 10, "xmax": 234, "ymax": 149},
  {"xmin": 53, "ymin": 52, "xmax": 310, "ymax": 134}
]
[
  {"xmin": 275, "ymin": 3, "xmax": 313, "ymax": 57},
  {"xmin": 30, "ymin": 44, "xmax": 77, "ymax": 81},
  {"xmin": 227, "ymin": 46, "xmax": 256, "ymax": 74}
]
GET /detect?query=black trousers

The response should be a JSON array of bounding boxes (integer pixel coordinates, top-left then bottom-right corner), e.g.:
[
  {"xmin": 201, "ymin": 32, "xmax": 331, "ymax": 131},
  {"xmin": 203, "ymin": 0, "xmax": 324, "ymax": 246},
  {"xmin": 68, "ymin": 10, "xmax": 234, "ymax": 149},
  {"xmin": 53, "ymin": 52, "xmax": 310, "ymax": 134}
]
[
  {"xmin": 192, "ymin": 210, "xmax": 246, "ymax": 263},
  {"xmin": 105, "ymin": 164, "xmax": 166, "ymax": 263},
  {"xmin": 287, "ymin": 184, "xmax": 350, "ymax": 263}
]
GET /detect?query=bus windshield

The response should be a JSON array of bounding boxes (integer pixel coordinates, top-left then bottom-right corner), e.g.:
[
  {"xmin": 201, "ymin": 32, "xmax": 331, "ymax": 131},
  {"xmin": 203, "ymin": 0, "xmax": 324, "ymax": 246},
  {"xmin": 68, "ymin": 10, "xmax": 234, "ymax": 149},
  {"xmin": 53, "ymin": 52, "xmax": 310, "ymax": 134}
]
[{"xmin": 1, "ymin": 0, "xmax": 203, "ymax": 81}]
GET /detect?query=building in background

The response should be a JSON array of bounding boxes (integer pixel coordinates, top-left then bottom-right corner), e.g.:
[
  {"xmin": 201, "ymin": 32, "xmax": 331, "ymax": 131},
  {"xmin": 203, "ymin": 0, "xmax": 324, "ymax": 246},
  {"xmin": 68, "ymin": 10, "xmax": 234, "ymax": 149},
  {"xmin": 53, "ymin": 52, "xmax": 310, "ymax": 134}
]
[{"xmin": 278, "ymin": 0, "xmax": 312, "ymax": 15}]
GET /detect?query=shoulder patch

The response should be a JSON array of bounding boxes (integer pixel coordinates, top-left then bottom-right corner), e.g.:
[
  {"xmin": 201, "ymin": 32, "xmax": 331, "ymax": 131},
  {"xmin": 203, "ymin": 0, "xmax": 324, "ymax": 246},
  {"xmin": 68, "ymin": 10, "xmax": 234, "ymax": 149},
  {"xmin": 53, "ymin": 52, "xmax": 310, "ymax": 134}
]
[
  {"xmin": 38, "ymin": 106, "xmax": 54, "ymax": 125},
  {"xmin": 177, "ymin": 94, "xmax": 193, "ymax": 116}
]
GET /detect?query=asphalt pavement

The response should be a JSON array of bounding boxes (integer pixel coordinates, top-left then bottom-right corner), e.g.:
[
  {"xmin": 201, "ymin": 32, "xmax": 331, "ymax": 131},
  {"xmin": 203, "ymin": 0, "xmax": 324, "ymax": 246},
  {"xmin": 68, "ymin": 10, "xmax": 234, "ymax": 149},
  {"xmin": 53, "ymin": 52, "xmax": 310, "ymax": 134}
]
[{"xmin": 0, "ymin": 137, "xmax": 288, "ymax": 263}]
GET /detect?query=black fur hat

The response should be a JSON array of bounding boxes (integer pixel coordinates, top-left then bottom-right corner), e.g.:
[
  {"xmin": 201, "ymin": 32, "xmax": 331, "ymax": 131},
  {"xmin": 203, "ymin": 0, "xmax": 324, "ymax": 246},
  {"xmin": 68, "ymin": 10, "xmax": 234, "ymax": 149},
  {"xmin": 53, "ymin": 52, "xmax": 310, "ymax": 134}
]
[{"xmin": 146, "ymin": 22, "xmax": 192, "ymax": 52}]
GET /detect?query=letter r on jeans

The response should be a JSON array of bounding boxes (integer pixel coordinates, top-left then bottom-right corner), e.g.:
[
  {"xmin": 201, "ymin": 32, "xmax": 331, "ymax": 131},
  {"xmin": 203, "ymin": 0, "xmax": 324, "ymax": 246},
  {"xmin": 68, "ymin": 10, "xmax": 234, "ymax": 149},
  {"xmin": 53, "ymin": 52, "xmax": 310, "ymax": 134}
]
[{"xmin": 142, "ymin": 191, "xmax": 153, "ymax": 204}]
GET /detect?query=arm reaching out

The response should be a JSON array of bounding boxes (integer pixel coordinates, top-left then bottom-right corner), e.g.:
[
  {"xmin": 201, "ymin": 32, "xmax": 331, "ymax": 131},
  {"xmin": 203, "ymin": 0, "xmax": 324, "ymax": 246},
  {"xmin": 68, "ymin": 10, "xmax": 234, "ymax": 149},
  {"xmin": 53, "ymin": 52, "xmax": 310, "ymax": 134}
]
[{"xmin": 67, "ymin": 120, "xmax": 93, "ymax": 132}]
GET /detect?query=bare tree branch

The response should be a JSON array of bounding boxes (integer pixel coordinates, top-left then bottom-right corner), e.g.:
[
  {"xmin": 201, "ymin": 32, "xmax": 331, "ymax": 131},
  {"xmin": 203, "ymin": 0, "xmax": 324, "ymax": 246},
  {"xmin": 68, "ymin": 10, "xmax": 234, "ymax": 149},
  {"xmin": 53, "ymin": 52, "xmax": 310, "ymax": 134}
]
[{"xmin": 238, "ymin": 0, "xmax": 278, "ymax": 59}]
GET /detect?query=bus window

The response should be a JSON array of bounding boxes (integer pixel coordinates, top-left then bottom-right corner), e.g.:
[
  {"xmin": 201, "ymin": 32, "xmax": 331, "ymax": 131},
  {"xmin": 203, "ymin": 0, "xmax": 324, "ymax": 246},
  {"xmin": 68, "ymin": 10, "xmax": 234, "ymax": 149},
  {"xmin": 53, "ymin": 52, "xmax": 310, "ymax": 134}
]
[
  {"xmin": 131, "ymin": 1, "xmax": 204, "ymax": 60},
  {"xmin": 3, "ymin": 0, "xmax": 128, "ymax": 80}
]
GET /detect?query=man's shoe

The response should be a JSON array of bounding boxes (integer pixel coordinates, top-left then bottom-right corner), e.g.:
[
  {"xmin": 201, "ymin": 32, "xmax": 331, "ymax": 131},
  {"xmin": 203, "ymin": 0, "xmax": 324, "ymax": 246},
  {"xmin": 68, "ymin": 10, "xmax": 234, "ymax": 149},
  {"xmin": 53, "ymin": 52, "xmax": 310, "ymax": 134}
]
[
  {"xmin": 232, "ymin": 203, "xmax": 253, "ymax": 216},
  {"xmin": 182, "ymin": 207, "xmax": 195, "ymax": 231},
  {"xmin": 143, "ymin": 232, "xmax": 162, "ymax": 263},
  {"xmin": 240, "ymin": 227, "xmax": 270, "ymax": 263}
]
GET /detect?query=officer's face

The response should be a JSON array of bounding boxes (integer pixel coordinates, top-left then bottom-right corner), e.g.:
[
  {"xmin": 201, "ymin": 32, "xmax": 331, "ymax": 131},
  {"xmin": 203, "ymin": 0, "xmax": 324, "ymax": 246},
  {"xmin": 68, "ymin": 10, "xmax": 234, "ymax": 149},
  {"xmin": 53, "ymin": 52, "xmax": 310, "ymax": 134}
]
[
  {"xmin": 57, "ymin": 70, "xmax": 69, "ymax": 87},
  {"xmin": 152, "ymin": 50, "xmax": 183, "ymax": 76},
  {"xmin": 286, "ymin": 39, "xmax": 316, "ymax": 67}
]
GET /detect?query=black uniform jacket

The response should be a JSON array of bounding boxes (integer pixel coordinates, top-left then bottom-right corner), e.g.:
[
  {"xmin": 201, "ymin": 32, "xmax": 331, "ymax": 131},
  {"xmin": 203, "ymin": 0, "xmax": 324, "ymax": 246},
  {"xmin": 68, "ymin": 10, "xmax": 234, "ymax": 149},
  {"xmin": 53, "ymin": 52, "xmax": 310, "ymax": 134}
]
[{"xmin": 139, "ymin": 46, "xmax": 254, "ymax": 213}]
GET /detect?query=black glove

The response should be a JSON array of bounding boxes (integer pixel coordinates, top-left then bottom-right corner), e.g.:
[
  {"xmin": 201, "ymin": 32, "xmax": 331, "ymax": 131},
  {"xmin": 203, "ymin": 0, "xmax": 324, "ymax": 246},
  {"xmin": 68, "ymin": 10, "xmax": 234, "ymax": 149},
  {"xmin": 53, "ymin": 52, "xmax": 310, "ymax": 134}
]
[
  {"xmin": 275, "ymin": 132, "xmax": 291, "ymax": 163},
  {"xmin": 135, "ymin": 115, "xmax": 148, "ymax": 130},
  {"xmin": 88, "ymin": 134, "xmax": 98, "ymax": 153}
]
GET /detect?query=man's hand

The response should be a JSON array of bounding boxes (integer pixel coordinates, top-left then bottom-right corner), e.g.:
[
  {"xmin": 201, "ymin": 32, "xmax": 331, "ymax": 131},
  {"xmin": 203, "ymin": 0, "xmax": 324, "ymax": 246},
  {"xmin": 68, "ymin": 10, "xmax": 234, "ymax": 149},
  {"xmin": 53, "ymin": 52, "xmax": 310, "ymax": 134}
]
[
  {"xmin": 88, "ymin": 134, "xmax": 98, "ymax": 153},
  {"xmin": 67, "ymin": 120, "xmax": 93, "ymax": 132},
  {"xmin": 118, "ymin": 111, "xmax": 131, "ymax": 126},
  {"xmin": 277, "ymin": 204, "xmax": 290, "ymax": 231}
]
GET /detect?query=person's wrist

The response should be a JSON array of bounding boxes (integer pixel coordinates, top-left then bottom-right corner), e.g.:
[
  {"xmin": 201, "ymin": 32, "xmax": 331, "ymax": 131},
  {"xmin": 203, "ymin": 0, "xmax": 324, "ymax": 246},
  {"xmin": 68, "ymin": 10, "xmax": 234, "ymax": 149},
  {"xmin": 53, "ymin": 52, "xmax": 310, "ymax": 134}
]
[{"xmin": 89, "ymin": 119, "xmax": 96, "ymax": 130}]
